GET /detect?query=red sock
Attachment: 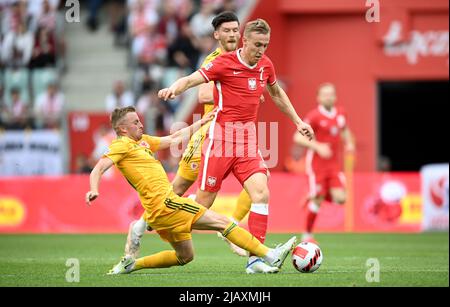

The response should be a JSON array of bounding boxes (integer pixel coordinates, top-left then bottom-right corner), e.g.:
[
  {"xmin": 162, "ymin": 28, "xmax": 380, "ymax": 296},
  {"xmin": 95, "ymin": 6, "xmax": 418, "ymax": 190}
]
[
  {"xmin": 305, "ymin": 201, "xmax": 320, "ymax": 233},
  {"xmin": 306, "ymin": 210, "xmax": 318, "ymax": 233},
  {"xmin": 248, "ymin": 211, "xmax": 268, "ymax": 244},
  {"xmin": 248, "ymin": 204, "xmax": 268, "ymax": 257}
]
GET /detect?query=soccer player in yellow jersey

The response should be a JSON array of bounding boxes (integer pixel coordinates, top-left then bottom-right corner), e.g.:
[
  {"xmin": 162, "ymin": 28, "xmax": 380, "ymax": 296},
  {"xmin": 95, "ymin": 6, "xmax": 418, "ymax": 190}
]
[
  {"xmin": 123, "ymin": 11, "xmax": 253, "ymax": 260},
  {"xmin": 85, "ymin": 106, "xmax": 296, "ymax": 274}
]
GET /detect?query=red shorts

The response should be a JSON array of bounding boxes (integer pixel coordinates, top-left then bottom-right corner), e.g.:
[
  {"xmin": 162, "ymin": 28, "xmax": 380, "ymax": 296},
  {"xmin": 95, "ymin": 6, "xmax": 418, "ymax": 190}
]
[
  {"xmin": 198, "ymin": 138, "xmax": 268, "ymax": 192},
  {"xmin": 307, "ymin": 169, "xmax": 346, "ymax": 199}
]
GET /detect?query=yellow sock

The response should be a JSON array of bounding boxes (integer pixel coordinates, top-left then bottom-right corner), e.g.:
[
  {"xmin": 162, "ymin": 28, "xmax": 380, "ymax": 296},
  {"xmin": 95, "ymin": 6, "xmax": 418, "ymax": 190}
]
[
  {"xmin": 134, "ymin": 251, "xmax": 184, "ymax": 271},
  {"xmin": 232, "ymin": 189, "xmax": 252, "ymax": 222},
  {"xmin": 222, "ymin": 222, "xmax": 269, "ymax": 257}
]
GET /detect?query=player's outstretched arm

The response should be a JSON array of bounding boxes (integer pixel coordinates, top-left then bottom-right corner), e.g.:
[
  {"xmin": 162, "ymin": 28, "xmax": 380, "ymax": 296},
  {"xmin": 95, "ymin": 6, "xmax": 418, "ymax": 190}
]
[
  {"xmin": 267, "ymin": 82, "xmax": 314, "ymax": 140},
  {"xmin": 158, "ymin": 71, "xmax": 206, "ymax": 101},
  {"xmin": 198, "ymin": 82, "xmax": 215, "ymax": 104},
  {"xmin": 157, "ymin": 108, "xmax": 217, "ymax": 150},
  {"xmin": 85, "ymin": 157, "xmax": 114, "ymax": 206}
]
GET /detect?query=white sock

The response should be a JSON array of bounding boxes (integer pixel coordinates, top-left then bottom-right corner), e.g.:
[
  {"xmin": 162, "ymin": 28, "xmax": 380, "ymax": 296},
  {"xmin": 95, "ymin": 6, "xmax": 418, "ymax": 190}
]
[
  {"xmin": 250, "ymin": 203, "xmax": 269, "ymax": 215},
  {"xmin": 132, "ymin": 217, "xmax": 147, "ymax": 238},
  {"xmin": 308, "ymin": 201, "xmax": 320, "ymax": 213}
]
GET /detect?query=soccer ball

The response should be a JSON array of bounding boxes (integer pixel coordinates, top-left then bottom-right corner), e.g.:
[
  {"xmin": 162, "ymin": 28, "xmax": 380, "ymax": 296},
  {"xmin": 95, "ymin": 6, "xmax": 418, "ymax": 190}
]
[{"xmin": 292, "ymin": 242, "xmax": 323, "ymax": 273}]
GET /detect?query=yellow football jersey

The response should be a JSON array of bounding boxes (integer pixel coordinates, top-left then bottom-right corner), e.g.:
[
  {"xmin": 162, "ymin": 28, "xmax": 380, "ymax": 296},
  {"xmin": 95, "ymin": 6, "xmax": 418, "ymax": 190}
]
[
  {"xmin": 104, "ymin": 134, "xmax": 170, "ymax": 210},
  {"xmin": 201, "ymin": 47, "xmax": 223, "ymax": 114}
]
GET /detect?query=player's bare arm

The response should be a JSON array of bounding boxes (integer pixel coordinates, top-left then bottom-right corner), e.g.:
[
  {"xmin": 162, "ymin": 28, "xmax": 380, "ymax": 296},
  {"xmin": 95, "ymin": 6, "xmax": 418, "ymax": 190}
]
[
  {"xmin": 157, "ymin": 108, "xmax": 217, "ymax": 150},
  {"xmin": 267, "ymin": 82, "xmax": 314, "ymax": 140},
  {"xmin": 293, "ymin": 132, "xmax": 332, "ymax": 159},
  {"xmin": 198, "ymin": 82, "xmax": 215, "ymax": 104},
  {"xmin": 86, "ymin": 157, "xmax": 114, "ymax": 205},
  {"xmin": 158, "ymin": 71, "xmax": 206, "ymax": 101}
]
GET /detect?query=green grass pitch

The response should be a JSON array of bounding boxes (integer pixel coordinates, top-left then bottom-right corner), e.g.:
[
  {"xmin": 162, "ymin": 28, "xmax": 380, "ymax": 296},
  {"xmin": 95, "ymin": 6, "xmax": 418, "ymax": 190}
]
[{"xmin": 0, "ymin": 233, "xmax": 448, "ymax": 287}]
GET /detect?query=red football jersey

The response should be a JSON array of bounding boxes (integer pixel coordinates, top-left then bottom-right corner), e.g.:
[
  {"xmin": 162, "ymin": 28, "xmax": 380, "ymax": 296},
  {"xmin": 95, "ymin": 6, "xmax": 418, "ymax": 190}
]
[
  {"xmin": 305, "ymin": 105, "xmax": 347, "ymax": 172},
  {"xmin": 198, "ymin": 49, "xmax": 277, "ymax": 144}
]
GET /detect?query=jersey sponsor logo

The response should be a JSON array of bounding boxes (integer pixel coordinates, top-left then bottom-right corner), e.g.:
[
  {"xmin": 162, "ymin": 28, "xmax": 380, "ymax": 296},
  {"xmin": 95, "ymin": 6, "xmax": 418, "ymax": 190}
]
[
  {"xmin": 233, "ymin": 71, "xmax": 242, "ymax": 75},
  {"xmin": 248, "ymin": 78, "xmax": 257, "ymax": 91},
  {"xmin": 204, "ymin": 62, "xmax": 213, "ymax": 71},
  {"xmin": 207, "ymin": 176, "xmax": 217, "ymax": 187}
]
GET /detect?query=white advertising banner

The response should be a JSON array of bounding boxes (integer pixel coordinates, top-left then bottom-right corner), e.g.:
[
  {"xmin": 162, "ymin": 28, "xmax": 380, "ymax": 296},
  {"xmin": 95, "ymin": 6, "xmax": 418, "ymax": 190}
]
[
  {"xmin": 421, "ymin": 164, "xmax": 449, "ymax": 231},
  {"xmin": 0, "ymin": 130, "xmax": 64, "ymax": 176}
]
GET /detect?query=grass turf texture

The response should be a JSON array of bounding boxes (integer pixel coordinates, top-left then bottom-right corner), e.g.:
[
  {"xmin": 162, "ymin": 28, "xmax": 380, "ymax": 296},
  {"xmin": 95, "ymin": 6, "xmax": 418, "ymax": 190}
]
[{"xmin": 0, "ymin": 233, "xmax": 448, "ymax": 287}]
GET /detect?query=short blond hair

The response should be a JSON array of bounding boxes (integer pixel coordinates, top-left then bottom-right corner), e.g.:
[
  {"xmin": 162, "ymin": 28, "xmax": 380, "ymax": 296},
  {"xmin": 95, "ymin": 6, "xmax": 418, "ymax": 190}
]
[
  {"xmin": 317, "ymin": 82, "xmax": 336, "ymax": 95},
  {"xmin": 111, "ymin": 106, "xmax": 136, "ymax": 134},
  {"xmin": 244, "ymin": 18, "xmax": 271, "ymax": 38}
]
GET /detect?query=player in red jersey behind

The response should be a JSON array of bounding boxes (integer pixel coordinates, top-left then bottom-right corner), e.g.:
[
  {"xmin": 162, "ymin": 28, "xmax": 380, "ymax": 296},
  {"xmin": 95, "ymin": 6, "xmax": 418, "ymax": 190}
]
[
  {"xmin": 159, "ymin": 19, "xmax": 314, "ymax": 274},
  {"xmin": 294, "ymin": 83, "xmax": 355, "ymax": 244}
]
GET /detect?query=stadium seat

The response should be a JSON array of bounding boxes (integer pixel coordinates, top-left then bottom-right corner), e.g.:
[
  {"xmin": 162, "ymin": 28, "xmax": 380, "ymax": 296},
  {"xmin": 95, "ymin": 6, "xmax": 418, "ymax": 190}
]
[
  {"xmin": 31, "ymin": 68, "xmax": 58, "ymax": 100},
  {"xmin": 3, "ymin": 68, "xmax": 30, "ymax": 106}
]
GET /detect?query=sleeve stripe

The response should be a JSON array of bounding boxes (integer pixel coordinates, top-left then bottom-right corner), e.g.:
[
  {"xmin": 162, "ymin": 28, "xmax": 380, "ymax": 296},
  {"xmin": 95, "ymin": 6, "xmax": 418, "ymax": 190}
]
[{"xmin": 199, "ymin": 69, "xmax": 210, "ymax": 82}]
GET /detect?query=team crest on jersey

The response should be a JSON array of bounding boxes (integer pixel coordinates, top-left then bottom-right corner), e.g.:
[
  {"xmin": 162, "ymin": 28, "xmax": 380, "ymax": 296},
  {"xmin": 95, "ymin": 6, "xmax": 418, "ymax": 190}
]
[
  {"xmin": 207, "ymin": 176, "xmax": 217, "ymax": 187},
  {"xmin": 204, "ymin": 62, "xmax": 213, "ymax": 71},
  {"xmin": 140, "ymin": 141, "xmax": 150, "ymax": 148},
  {"xmin": 248, "ymin": 78, "xmax": 257, "ymax": 91}
]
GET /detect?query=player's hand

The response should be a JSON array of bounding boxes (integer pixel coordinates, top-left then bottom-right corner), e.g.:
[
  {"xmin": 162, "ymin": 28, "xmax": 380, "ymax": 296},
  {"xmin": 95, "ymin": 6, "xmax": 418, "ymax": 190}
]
[
  {"xmin": 85, "ymin": 191, "xmax": 99, "ymax": 206},
  {"xmin": 158, "ymin": 88, "xmax": 176, "ymax": 101},
  {"xmin": 297, "ymin": 122, "xmax": 314, "ymax": 141},
  {"xmin": 315, "ymin": 143, "xmax": 333, "ymax": 159},
  {"xmin": 201, "ymin": 107, "xmax": 218, "ymax": 125}
]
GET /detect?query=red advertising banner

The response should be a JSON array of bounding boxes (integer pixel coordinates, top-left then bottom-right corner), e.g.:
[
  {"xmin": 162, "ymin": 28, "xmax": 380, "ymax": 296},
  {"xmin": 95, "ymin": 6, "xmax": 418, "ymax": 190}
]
[
  {"xmin": 68, "ymin": 112, "xmax": 112, "ymax": 173},
  {"xmin": 0, "ymin": 173, "xmax": 422, "ymax": 233}
]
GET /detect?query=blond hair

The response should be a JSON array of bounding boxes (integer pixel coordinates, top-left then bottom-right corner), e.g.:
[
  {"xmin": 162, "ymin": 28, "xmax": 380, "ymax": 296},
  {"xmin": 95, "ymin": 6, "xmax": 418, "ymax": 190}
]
[
  {"xmin": 317, "ymin": 82, "xmax": 336, "ymax": 95},
  {"xmin": 244, "ymin": 18, "xmax": 271, "ymax": 38},
  {"xmin": 111, "ymin": 106, "xmax": 136, "ymax": 134}
]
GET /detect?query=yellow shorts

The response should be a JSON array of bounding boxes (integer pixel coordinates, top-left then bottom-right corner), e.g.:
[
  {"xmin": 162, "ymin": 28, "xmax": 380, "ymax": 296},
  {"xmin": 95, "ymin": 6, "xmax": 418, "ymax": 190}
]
[
  {"xmin": 143, "ymin": 191, "xmax": 207, "ymax": 243},
  {"xmin": 176, "ymin": 121, "xmax": 211, "ymax": 182}
]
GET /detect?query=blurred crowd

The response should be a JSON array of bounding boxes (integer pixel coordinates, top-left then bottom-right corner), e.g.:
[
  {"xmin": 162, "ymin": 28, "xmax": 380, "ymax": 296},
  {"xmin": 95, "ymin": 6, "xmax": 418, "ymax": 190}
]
[
  {"xmin": 0, "ymin": 0, "xmax": 66, "ymax": 130},
  {"xmin": 111, "ymin": 0, "xmax": 243, "ymax": 136},
  {"xmin": 96, "ymin": 0, "xmax": 245, "ymax": 174},
  {"xmin": 0, "ymin": 0, "xmax": 246, "ymax": 174}
]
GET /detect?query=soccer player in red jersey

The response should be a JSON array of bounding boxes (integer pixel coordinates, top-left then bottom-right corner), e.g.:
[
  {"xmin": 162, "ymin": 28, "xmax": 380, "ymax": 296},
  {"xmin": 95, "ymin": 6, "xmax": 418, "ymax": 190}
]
[
  {"xmin": 159, "ymin": 19, "xmax": 314, "ymax": 274},
  {"xmin": 293, "ymin": 83, "xmax": 355, "ymax": 244}
]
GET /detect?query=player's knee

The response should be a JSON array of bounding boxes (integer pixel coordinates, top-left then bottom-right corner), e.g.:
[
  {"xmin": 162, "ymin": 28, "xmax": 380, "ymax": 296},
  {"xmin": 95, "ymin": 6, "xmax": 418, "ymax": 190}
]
[
  {"xmin": 178, "ymin": 253, "xmax": 194, "ymax": 265},
  {"xmin": 173, "ymin": 180, "xmax": 192, "ymax": 196},
  {"xmin": 249, "ymin": 187, "xmax": 269, "ymax": 204},
  {"xmin": 333, "ymin": 194, "xmax": 346, "ymax": 205}
]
